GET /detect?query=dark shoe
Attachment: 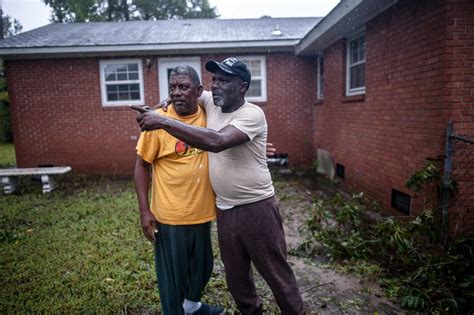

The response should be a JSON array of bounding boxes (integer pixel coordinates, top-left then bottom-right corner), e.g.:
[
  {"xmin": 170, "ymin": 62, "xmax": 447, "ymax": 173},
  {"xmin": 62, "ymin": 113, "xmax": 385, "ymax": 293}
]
[{"xmin": 190, "ymin": 303, "xmax": 225, "ymax": 315}]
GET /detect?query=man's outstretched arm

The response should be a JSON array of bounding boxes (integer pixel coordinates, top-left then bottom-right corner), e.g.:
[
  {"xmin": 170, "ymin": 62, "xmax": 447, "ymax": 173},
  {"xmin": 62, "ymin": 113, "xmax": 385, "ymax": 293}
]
[{"xmin": 131, "ymin": 105, "xmax": 249, "ymax": 153}]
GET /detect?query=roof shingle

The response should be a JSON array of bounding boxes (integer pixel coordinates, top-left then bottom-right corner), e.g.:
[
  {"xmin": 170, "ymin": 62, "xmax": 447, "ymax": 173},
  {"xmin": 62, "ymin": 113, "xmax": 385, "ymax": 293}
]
[{"xmin": 0, "ymin": 18, "xmax": 321, "ymax": 48}]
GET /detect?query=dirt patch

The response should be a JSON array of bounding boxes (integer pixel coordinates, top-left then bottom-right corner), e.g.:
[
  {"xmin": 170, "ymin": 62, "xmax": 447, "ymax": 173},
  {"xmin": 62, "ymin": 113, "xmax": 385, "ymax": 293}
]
[{"xmin": 264, "ymin": 169, "xmax": 401, "ymax": 314}]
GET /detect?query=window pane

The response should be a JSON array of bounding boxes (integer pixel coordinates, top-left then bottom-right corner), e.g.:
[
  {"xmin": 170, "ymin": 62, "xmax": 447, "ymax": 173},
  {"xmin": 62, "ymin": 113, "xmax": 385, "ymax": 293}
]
[
  {"xmin": 118, "ymin": 92, "xmax": 129, "ymax": 100},
  {"xmin": 350, "ymin": 64, "xmax": 365, "ymax": 89},
  {"xmin": 249, "ymin": 60, "xmax": 261, "ymax": 76},
  {"xmin": 318, "ymin": 56, "xmax": 324, "ymax": 99},
  {"xmin": 118, "ymin": 84, "xmax": 129, "ymax": 91},
  {"xmin": 129, "ymin": 84, "xmax": 140, "ymax": 92},
  {"xmin": 350, "ymin": 40, "xmax": 358, "ymax": 64},
  {"xmin": 249, "ymin": 60, "xmax": 260, "ymax": 68},
  {"xmin": 115, "ymin": 65, "xmax": 127, "ymax": 73},
  {"xmin": 240, "ymin": 59, "xmax": 261, "ymax": 77},
  {"xmin": 106, "ymin": 85, "xmax": 118, "ymax": 93},
  {"xmin": 320, "ymin": 77, "xmax": 324, "ymax": 97},
  {"xmin": 104, "ymin": 62, "xmax": 140, "ymax": 82},
  {"xmin": 351, "ymin": 45, "xmax": 357, "ymax": 64},
  {"xmin": 117, "ymin": 72, "xmax": 127, "ymax": 80},
  {"xmin": 106, "ymin": 85, "xmax": 118, "ymax": 101},
  {"xmin": 108, "ymin": 93, "xmax": 118, "ymax": 101},
  {"xmin": 104, "ymin": 64, "xmax": 119, "ymax": 75},
  {"xmin": 250, "ymin": 66, "xmax": 261, "ymax": 77},
  {"xmin": 247, "ymin": 80, "xmax": 262, "ymax": 97},
  {"xmin": 359, "ymin": 37, "xmax": 365, "ymax": 60},
  {"xmin": 105, "ymin": 73, "xmax": 116, "ymax": 81},
  {"xmin": 350, "ymin": 36, "xmax": 365, "ymax": 64},
  {"xmin": 106, "ymin": 83, "xmax": 141, "ymax": 101}
]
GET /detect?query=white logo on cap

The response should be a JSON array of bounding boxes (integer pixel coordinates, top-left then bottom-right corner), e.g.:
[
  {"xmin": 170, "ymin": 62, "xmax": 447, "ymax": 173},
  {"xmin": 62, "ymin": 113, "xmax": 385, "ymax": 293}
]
[{"xmin": 223, "ymin": 57, "xmax": 238, "ymax": 67}]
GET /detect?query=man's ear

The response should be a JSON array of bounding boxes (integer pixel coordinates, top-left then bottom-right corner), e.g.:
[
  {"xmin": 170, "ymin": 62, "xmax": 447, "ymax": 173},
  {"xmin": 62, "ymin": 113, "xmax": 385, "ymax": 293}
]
[
  {"xmin": 240, "ymin": 82, "xmax": 249, "ymax": 93},
  {"xmin": 197, "ymin": 85, "xmax": 203, "ymax": 97}
]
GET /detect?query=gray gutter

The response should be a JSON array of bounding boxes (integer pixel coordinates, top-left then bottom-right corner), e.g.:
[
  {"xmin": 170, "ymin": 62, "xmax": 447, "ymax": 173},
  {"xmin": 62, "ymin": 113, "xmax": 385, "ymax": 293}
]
[
  {"xmin": 1, "ymin": 40, "xmax": 300, "ymax": 60},
  {"xmin": 295, "ymin": 0, "xmax": 398, "ymax": 55}
]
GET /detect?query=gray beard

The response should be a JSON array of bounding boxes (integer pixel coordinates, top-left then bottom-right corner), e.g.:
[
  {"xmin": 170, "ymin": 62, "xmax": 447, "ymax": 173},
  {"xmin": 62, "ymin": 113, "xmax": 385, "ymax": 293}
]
[{"xmin": 214, "ymin": 98, "xmax": 224, "ymax": 107}]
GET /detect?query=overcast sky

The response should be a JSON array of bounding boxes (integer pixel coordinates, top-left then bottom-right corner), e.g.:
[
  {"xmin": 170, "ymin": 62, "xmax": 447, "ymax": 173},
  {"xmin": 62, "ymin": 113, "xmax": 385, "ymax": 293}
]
[{"xmin": 2, "ymin": 0, "xmax": 339, "ymax": 32}]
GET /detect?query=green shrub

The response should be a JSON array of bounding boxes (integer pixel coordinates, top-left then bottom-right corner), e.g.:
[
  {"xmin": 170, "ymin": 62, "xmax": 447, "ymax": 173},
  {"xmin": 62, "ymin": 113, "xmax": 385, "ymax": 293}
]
[
  {"xmin": 0, "ymin": 104, "xmax": 13, "ymax": 143},
  {"xmin": 0, "ymin": 58, "xmax": 13, "ymax": 143},
  {"xmin": 292, "ymin": 161, "xmax": 473, "ymax": 314}
]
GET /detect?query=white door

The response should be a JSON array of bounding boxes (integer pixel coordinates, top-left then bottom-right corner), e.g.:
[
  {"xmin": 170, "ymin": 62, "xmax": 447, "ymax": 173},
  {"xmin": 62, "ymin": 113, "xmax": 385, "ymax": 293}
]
[{"xmin": 158, "ymin": 57, "xmax": 202, "ymax": 101}]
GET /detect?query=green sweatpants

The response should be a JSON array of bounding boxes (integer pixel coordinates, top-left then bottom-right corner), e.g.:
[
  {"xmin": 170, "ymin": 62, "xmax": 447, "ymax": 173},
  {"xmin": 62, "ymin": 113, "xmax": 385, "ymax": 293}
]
[{"xmin": 154, "ymin": 221, "xmax": 213, "ymax": 315}]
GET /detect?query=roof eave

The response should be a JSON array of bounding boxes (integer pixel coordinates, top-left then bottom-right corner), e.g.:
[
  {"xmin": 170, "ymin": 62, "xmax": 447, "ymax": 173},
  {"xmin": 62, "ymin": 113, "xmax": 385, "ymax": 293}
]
[
  {"xmin": 0, "ymin": 40, "xmax": 300, "ymax": 60},
  {"xmin": 295, "ymin": 0, "xmax": 398, "ymax": 55}
]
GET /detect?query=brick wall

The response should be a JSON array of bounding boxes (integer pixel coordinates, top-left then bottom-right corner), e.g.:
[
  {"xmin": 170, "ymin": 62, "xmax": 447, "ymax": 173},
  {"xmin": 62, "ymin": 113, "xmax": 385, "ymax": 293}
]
[
  {"xmin": 312, "ymin": 0, "xmax": 471, "ymax": 217},
  {"xmin": 443, "ymin": 0, "xmax": 474, "ymax": 236},
  {"xmin": 260, "ymin": 53, "xmax": 316, "ymax": 165},
  {"xmin": 6, "ymin": 58, "xmax": 155, "ymax": 174},
  {"xmin": 5, "ymin": 53, "xmax": 315, "ymax": 174}
]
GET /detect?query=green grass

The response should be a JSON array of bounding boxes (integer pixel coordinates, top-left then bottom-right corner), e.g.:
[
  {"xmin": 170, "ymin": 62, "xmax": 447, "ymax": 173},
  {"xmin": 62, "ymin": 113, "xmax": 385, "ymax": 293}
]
[
  {"xmin": 0, "ymin": 143, "xmax": 15, "ymax": 167},
  {"xmin": 0, "ymin": 175, "xmax": 238, "ymax": 313},
  {"xmin": 0, "ymin": 153, "xmax": 286, "ymax": 313}
]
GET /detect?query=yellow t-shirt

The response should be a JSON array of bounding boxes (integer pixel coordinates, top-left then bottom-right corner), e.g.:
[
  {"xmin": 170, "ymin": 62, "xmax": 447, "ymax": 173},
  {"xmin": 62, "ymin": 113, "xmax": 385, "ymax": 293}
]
[{"xmin": 136, "ymin": 106, "xmax": 216, "ymax": 225}]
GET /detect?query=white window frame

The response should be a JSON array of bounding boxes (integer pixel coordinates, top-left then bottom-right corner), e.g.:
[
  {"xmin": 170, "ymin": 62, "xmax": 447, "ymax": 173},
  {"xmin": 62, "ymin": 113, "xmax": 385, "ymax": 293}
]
[
  {"xmin": 317, "ymin": 53, "xmax": 324, "ymax": 100},
  {"xmin": 237, "ymin": 55, "xmax": 267, "ymax": 102},
  {"xmin": 99, "ymin": 59, "xmax": 144, "ymax": 106},
  {"xmin": 346, "ymin": 31, "xmax": 366, "ymax": 96},
  {"xmin": 158, "ymin": 57, "xmax": 202, "ymax": 102}
]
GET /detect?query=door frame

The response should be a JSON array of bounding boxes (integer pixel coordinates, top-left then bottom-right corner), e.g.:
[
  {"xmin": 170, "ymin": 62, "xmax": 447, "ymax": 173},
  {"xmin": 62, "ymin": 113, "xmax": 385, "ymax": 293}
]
[{"xmin": 158, "ymin": 57, "xmax": 202, "ymax": 101}]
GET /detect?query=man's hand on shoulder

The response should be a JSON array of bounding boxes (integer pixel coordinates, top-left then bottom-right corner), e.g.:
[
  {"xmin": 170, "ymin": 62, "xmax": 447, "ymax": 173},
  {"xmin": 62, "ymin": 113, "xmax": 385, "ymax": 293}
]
[
  {"xmin": 266, "ymin": 142, "xmax": 276, "ymax": 157},
  {"xmin": 159, "ymin": 98, "xmax": 172, "ymax": 112}
]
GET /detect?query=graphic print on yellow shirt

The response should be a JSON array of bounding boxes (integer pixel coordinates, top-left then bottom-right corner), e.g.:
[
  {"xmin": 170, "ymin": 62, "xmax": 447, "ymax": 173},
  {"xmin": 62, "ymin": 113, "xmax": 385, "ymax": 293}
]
[
  {"xmin": 175, "ymin": 140, "xmax": 203, "ymax": 157},
  {"xmin": 136, "ymin": 105, "xmax": 216, "ymax": 225}
]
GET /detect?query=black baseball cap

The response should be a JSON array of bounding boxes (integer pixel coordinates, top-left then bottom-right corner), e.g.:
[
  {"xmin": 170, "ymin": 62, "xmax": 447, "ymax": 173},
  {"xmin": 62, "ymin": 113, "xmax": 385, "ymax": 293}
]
[{"xmin": 205, "ymin": 57, "xmax": 252, "ymax": 87}]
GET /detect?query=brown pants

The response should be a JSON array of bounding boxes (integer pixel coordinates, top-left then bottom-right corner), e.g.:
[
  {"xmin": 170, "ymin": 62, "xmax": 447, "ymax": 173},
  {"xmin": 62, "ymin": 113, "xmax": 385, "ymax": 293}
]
[{"xmin": 217, "ymin": 196, "xmax": 305, "ymax": 315}]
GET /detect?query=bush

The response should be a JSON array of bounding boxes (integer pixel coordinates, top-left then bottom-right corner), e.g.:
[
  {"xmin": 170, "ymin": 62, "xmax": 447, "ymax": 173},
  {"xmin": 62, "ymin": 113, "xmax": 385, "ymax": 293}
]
[
  {"xmin": 292, "ymin": 161, "xmax": 473, "ymax": 314},
  {"xmin": 0, "ymin": 103, "xmax": 13, "ymax": 143},
  {"xmin": 0, "ymin": 58, "xmax": 13, "ymax": 143}
]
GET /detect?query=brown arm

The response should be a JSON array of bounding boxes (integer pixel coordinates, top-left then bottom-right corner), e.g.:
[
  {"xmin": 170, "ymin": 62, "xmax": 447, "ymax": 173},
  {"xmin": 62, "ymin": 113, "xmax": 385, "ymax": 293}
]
[
  {"xmin": 131, "ymin": 105, "xmax": 249, "ymax": 152},
  {"xmin": 134, "ymin": 155, "xmax": 157, "ymax": 243}
]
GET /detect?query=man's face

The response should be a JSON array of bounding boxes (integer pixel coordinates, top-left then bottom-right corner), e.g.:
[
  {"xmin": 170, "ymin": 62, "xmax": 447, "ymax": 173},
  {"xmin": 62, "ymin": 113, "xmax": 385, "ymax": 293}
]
[
  {"xmin": 169, "ymin": 74, "xmax": 203, "ymax": 116},
  {"xmin": 211, "ymin": 70, "xmax": 246, "ymax": 109}
]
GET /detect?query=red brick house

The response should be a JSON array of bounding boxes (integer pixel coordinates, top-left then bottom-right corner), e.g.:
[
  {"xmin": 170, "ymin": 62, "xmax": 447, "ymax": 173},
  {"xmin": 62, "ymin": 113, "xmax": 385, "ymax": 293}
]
[
  {"xmin": 0, "ymin": 17, "xmax": 320, "ymax": 173},
  {"xmin": 295, "ymin": 0, "xmax": 473, "ymax": 234},
  {"xmin": 1, "ymin": 0, "xmax": 472, "ymax": 233}
]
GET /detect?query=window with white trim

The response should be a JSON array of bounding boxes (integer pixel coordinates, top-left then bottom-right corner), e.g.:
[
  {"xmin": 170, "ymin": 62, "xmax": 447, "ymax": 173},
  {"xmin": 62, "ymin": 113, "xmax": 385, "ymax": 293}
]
[
  {"xmin": 99, "ymin": 59, "xmax": 144, "ymax": 106},
  {"xmin": 317, "ymin": 54, "xmax": 324, "ymax": 100},
  {"xmin": 237, "ymin": 56, "xmax": 267, "ymax": 102},
  {"xmin": 346, "ymin": 33, "xmax": 366, "ymax": 95}
]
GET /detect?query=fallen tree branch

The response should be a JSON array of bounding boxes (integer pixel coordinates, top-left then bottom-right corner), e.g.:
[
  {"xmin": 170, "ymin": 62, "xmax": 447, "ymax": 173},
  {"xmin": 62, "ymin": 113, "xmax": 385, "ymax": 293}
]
[{"xmin": 301, "ymin": 282, "xmax": 333, "ymax": 294}]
